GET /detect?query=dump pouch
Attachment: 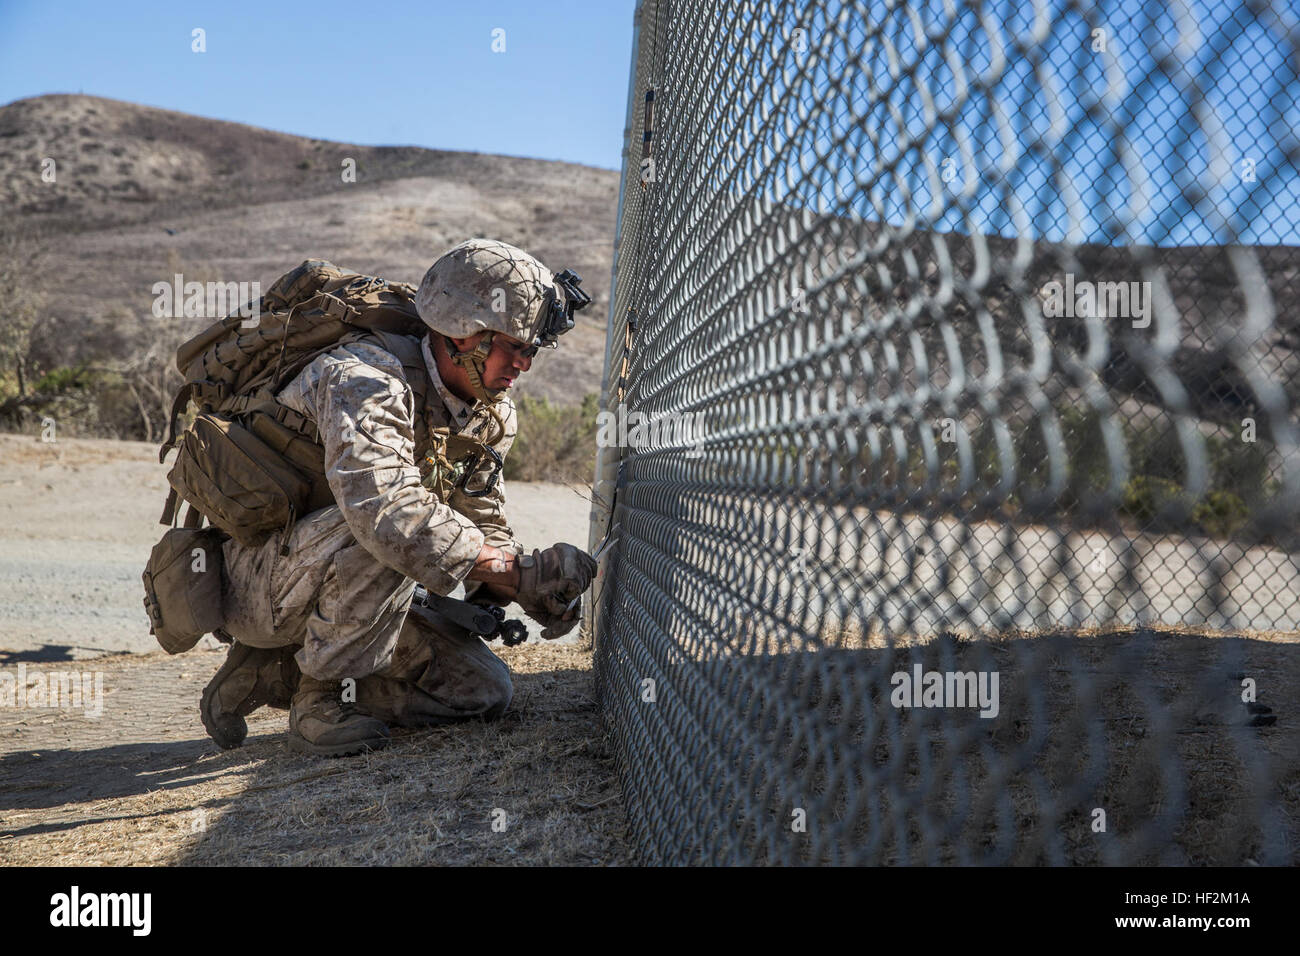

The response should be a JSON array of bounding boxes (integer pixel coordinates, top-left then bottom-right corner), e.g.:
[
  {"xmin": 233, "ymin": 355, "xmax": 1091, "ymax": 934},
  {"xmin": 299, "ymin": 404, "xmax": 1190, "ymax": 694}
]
[{"xmin": 141, "ymin": 526, "xmax": 226, "ymax": 654}]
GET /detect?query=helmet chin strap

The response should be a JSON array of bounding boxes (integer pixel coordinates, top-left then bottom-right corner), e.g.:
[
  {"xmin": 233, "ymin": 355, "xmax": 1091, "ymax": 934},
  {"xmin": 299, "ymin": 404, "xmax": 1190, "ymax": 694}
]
[
  {"xmin": 443, "ymin": 332, "xmax": 505, "ymax": 404},
  {"xmin": 441, "ymin": 333, "xmax": 507, "ymax": 443}
]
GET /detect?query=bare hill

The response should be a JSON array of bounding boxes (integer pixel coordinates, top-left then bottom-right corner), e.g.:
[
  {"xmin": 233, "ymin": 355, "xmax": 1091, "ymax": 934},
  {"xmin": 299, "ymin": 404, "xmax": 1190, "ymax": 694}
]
[{"xmin": 0, "ymin": 94, "xmax": 619, "ymax": 418}]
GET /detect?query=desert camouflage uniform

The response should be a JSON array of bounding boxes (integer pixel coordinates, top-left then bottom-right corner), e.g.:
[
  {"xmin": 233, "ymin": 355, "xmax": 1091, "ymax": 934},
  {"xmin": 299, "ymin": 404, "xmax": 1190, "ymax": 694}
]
[{"xmin": 219, "ymin": 332, "xmax": 521, "ymax": 717}]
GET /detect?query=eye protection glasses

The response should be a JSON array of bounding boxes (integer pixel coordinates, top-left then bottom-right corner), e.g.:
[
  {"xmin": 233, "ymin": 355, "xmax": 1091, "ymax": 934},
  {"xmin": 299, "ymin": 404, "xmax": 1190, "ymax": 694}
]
[{"xmin": 494, "ymin": 337, "xmax": 540, "ymax": 361}]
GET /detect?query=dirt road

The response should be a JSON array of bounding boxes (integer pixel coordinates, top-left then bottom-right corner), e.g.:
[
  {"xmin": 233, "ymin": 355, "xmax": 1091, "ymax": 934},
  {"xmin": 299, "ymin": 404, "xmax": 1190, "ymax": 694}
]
[
  {"xmin": 0, "ymin": 433, "xmax": 629, "ymax": 866},
  {"xmin": 0, "ymin": 433, "xmax": 595, "ymax": 660}
]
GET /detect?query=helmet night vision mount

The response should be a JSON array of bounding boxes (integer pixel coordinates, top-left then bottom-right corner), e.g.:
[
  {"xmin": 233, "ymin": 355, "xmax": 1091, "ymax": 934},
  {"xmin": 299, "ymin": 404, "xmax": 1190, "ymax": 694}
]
[{"xmin": 535, "ymin": 269, "xmax": 592, "ymax": 349}]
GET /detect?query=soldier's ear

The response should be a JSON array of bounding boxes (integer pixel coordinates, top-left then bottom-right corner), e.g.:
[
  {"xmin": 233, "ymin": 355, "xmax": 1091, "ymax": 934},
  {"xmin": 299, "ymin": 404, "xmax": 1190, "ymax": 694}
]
[{"xmin": 446, "ymin": 331, "xmax": 485, "ymax": 353}]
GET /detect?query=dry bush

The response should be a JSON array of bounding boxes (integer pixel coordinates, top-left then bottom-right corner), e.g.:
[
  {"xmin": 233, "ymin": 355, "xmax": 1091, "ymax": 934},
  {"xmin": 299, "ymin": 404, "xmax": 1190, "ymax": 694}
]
[
  {"xmin": 0, "ymin": 229, "xmax": 47, "ymax": 401},
  {"xmin": 1, "ymin": 248, "xmax": 209, "ymax": 441},
  {"xmin": 506, "ymin": 393, "xmax": 599, "ymax": 484}
]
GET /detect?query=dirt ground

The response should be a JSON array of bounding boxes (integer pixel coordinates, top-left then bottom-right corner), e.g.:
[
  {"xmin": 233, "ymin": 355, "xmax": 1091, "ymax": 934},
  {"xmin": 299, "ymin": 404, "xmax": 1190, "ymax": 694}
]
[
  {"xmin": 0, "ymin": 433, "xmax": 630, "ymax": 866},
  {"xmin": 0, "ymin": 642, "xmax": 629, "ymax": 866}
]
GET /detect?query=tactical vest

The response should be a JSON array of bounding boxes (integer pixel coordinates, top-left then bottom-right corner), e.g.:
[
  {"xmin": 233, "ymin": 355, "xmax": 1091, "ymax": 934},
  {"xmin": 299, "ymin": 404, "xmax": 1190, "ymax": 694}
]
[{"xmin": 366, "ymin": 330, "xmax": 509, "ymax": 505}]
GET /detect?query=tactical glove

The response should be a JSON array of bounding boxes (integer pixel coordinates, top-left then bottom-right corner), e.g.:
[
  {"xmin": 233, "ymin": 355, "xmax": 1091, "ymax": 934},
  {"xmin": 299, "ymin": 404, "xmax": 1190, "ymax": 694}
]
[
  {"xmin": 514, "ymin": 543, "xmax": 598, "ymax": 637},
  {"xmin": 538, "ymin": 599, "xmax": 588, "ymax": 641}
]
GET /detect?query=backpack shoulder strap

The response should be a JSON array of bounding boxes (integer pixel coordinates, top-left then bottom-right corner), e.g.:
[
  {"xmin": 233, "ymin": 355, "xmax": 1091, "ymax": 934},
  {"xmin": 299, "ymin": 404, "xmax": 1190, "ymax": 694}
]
[{"xmin": 366, "ymin": 329, "xmax": 430, "ymax": 409}]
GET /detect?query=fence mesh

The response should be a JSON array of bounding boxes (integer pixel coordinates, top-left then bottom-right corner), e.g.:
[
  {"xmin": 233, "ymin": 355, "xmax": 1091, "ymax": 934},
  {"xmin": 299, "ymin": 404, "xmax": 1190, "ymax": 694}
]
[{"xmin": 589, "ymin": 0, "xmax": 1300, "ymax": 865}]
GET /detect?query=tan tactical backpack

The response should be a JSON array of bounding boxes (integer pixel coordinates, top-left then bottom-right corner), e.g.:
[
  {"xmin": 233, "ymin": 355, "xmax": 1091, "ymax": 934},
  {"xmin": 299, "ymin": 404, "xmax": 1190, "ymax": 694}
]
[
  {"xmin": 144, "ymin": 259, "xmax": 475, "ymax": 653},
  {"xmin": 155, "ymin": 259, "xmax": 431, "ymax": 550}
]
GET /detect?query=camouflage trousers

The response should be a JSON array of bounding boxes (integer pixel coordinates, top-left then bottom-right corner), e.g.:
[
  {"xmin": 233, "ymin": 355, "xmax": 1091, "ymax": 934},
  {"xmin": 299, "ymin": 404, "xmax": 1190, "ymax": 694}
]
[{"xmin": 220, "ymin": 505, "xmax": 512, "ymax": 722}]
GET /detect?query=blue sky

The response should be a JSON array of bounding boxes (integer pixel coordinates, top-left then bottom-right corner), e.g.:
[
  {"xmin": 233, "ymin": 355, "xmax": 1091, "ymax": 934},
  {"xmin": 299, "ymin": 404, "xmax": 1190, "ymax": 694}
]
[
  {"xmin": 0, "ymin": 0, "xmax": 638, "ymax": 170},
  {"xmin": 2, "ymin": 0, "xmax": 1294, "ymax": 246},
  {"xmin": 765, "ymin": 0, "xmax": 1300, "ymax": 246}
]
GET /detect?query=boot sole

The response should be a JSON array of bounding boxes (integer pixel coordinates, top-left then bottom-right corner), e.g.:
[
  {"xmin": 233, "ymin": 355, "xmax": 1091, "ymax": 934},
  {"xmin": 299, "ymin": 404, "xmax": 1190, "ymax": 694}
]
[
  {"xmin": 201, "ymin": 645, "xmax": 300, "ymax": 749},
  {"xmin": 200, "ymin": 650, "xmax": 253, "ymax": 754},
  {"xmin": 287, "ymin": 733, "xmax": 390, "ymax": 758}
]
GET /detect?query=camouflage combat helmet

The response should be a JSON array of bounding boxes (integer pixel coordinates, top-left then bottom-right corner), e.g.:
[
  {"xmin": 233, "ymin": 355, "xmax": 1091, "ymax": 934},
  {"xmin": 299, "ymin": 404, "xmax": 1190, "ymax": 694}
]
[{"xmin": 415, "ymin": 238, "xmax": 590, "ymax": 404}]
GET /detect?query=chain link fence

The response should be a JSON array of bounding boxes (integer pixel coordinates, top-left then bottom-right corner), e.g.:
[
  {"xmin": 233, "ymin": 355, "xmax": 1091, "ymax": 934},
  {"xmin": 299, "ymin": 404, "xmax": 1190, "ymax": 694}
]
[{"xmin": 589, "ymin": 0, "xmax": 1300, "ymax": 865}]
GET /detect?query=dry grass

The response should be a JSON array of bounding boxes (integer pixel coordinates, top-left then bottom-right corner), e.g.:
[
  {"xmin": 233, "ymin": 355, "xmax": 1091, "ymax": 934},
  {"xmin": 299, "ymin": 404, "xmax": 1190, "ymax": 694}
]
[
  {"xmin": 891, "ymin": 628, "xmax": 1300, "ymax": 865},
  {"xmin": 0, "ymin": 641, "xmax": 631, "ymax": 866},
  {"xmin": 5, "ymin": 604, "xmax": 1295, "ymax": 866}
]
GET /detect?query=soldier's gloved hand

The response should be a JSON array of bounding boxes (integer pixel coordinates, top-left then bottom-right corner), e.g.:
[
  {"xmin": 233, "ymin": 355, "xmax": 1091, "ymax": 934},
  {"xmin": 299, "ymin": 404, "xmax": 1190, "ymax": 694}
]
[
  {"xmin": 514, "ymin": 543, "xmax": 597, "ymax": 627},
  {"xmin": 537, "ymin": 600, "xmax": 583, "ymax": 641}
]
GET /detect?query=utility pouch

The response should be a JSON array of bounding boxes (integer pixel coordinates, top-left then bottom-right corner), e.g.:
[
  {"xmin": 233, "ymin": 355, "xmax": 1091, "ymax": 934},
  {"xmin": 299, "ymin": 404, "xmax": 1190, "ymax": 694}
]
[
  {"xmin": 164, "ymin": 411, "xmax": 312, "ymax": 548},
  {"xmin": 141, "ymin": 525, "xmax": 226, "ymax": 654}
]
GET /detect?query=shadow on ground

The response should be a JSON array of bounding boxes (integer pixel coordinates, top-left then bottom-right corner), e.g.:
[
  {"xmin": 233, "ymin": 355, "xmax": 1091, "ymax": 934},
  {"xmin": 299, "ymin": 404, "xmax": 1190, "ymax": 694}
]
[
  {"xmin": 0, "ymin": 645, "xmax": 128, "ymax": 664},
  {"xmin": 0, "ymin": 644, "xmax": 631, "ymax": 866},
  {"xmin": 597, "ymin": 626, "xmax": 1300, "ymax": 865}
]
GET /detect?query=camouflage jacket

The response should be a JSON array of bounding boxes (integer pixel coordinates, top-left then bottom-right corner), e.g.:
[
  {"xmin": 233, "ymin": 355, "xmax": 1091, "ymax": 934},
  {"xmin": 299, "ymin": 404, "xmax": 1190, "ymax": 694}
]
[{"xmin": 273, "ymin": 331, "xmax": 524, "ymax": 596}]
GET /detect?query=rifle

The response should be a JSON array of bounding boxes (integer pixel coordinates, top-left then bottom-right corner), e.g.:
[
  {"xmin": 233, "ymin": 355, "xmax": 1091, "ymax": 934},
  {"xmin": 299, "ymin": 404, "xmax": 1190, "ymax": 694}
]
[{"xmin": 411, "ymin": 585, "xmax": 529, "ymax": 646}]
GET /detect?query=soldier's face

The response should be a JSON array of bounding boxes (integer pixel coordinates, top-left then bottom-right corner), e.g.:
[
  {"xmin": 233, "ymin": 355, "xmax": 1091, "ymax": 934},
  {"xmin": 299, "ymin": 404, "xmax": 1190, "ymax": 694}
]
[
  {"xmin": 460, "ymin": 331, "xmax": 533, "ymax": 390},
  {"xmin": 443, "ymin": 331, "xmax": 535, "ymax": 394}
]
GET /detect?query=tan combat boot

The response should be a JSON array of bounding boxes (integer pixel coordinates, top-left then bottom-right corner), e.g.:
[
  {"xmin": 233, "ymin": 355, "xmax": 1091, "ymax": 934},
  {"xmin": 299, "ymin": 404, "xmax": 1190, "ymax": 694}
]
[
  {"xmin": 288, "ymin": 675, "xmax": 391, "ymax": 758},
  {"xmin": 201, "ymin": 643, "xmax": 300, "ymax": 750}
]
